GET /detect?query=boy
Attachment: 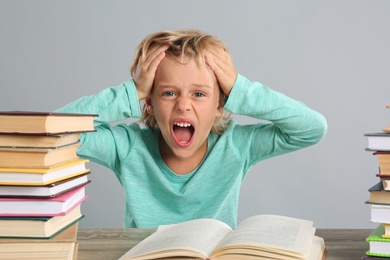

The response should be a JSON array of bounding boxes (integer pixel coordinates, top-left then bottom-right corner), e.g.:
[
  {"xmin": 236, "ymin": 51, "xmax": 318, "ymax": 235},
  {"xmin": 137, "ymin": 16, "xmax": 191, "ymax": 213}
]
[{"xmin": 56, "ymin": 29, "xmax": 327, "ymax": 228}]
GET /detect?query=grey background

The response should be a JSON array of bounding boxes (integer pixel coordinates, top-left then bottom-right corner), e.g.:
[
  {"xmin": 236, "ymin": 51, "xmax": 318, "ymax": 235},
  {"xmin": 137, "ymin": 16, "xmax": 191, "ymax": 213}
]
[{"xmin": 1, "ymin": 0, "xmax": 389, "ymax": 228}]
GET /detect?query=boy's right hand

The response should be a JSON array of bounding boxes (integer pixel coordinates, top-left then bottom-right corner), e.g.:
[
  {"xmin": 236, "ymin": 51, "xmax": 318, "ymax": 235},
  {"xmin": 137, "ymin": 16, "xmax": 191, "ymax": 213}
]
[{"xmin": 133, "ymin": 44, "xmax": 170, "ymax": 100}]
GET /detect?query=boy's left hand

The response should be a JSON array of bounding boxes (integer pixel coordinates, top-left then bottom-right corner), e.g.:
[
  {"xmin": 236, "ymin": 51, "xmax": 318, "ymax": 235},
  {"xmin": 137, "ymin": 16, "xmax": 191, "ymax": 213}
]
[{"xmin": 205, "ymin": 47, "xmax": 238, "ymax": 96}]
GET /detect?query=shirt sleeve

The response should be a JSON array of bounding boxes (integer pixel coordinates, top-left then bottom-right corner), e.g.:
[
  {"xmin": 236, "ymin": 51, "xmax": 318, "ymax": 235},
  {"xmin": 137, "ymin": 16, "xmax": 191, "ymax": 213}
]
[
  {"xmin": 55, "ymin": 80, "xmax": 142, "ymax": 171},
  {"xmin": 56, "ymin": 80, "xmax": 142, "ymax": 122},
  {"xmin": 224, "ymin": 74, "xmax": 327, "ymax": 166}
]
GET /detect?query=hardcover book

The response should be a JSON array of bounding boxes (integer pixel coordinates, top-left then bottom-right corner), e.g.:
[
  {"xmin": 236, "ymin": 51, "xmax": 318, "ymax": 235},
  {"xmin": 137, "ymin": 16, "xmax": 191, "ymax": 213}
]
[
  {"xmin": 0, "ymin": 223, "xmax": 79, "ymax": 260},
  {"xmin": 362, "ymin": 255, "xmax": 390, "ymax": 260},
  {"xmin": 374, "ymin": 152, "xmax": 390, "ymax": 176},
  {"xmin": 369, "ymin": 204, "xmax": 390, "ymax": 224},
  {"xmin": 367, "ymin": 225, "xmax": 390, "ymax": 257},
  {"xmin": 0, "ymin": 173, "xmax": 90, "ymax": 198},
  {"xmin": 0, "ymin": 185, "xmax": 87, "ymax": 216},
  {"xmin": 0, "ymin": 241, "xmax": 78, "ymax": 260},
  {"xmin": 366, "ymin": 182, "xmax": 390, "ymax": 205},
  {"xmin": 0, "ymin": 159, "xmax": 89, "ymax": 186},
  {"xmin": 0, "ymin": 205, "xmax": 83, "ymax": 239},
  {"xmin": 0, "ymin": 143, "xmax": 81, "ymax": 168},
  {"xmin": 0, "ymin": 111, "xmax": 97, "ymax": 135},
  {"xmin": 365, "ymin": 133, "xmax": 390, "ymax": 151},
  {"xmin": 0, "ymin": 221, "xmax": 79, "ymax": 242},
  {"xmin": 0, "ymin": 133, "xmax": 81, "ymax": 149},
  {"xmin": 383, "ymin": 104, "xmax": 390, "ymax": 133}
]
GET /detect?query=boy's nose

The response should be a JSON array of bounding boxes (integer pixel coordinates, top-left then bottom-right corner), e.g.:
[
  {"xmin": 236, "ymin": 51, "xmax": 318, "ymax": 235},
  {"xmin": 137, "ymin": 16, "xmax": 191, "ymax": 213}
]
[{"xmin": 176, "ymin": 96, "xmax": 191, "ymax": 112}]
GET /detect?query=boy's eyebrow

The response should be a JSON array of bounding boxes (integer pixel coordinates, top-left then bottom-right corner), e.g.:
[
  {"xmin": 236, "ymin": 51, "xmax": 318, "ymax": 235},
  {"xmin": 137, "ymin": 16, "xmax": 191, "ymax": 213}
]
[
  {"xmin": 154, "ymin": 84, "xmax": 177, "ymax": 91},
  {"xmin": 194, "ymin": 84, "xmax": 213, "ymax": 89},
  {"xmin": 156, "ymin": 83, "xmax": 214, "ymax": 89}
]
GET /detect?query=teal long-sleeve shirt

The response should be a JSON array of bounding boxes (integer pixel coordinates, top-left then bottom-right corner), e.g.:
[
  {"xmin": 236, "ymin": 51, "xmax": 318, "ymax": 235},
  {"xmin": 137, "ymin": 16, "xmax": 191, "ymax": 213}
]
[{"xmin": 56, "ymin": 74, "xmax": 327, "ymax": 228}]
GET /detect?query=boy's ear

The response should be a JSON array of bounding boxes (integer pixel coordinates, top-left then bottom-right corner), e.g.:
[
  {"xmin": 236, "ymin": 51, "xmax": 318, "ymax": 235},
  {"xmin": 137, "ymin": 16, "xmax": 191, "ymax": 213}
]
[
  {"xmin": 216, "ymin": 104, "xmax": 223, "ymax": 117},
  {"xmin": 215, "ymin": 90, "xmax": 224, "ymax": 117},
  {"xmin": 146, "ymin": 96, "xmax": 154, "ymax": 115}
]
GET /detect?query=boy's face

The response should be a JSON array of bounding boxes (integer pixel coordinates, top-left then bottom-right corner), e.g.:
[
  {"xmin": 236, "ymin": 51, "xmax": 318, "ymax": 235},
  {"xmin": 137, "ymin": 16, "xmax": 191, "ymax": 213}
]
[{"xmin": 148, "ymin": 55, "xmax": 222, "ymax": 163}]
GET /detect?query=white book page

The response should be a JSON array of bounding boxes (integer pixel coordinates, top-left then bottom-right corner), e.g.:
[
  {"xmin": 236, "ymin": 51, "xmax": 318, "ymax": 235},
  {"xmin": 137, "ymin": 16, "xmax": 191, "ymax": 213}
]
[
  {"xmin": 307, "ymin": 236, "xmax": 325, "ymax": 260},
  {"xmin": 217, "ymin": 215, "xmax": 314, "ymax": 255},
  {"xmin": 119, "ymin": 219, "xmax": 232, "ymax": 259}
]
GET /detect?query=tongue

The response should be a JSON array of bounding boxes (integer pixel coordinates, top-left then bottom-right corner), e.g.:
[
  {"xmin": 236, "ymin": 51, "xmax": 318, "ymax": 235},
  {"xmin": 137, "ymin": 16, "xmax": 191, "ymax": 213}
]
[{"xmin": 174, "ymin": 127, "xmax": 192, "ymax": 143}]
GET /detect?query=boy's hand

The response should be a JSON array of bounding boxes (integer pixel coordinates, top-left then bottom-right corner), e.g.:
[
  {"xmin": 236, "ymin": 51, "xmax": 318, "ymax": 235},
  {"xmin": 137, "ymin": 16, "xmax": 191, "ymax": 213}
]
[
  {"xmin": 134, "ymin": 44, "xmax": 170, "ymax": 100},
  {"xmin": 205, "ymin": 47, "xmax": 237, "ymax": 96}
]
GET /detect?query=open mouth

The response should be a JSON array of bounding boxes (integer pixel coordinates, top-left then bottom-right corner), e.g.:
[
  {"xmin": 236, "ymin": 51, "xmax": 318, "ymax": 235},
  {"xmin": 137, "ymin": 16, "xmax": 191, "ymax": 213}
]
[{"xmin": 172, "ymin": 122, "xmax": 195, "ymax": 145}]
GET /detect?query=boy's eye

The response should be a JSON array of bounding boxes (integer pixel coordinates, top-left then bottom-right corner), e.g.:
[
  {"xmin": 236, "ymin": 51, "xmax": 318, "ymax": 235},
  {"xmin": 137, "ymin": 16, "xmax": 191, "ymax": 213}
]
[
  {"xmin": 194, "ymin": 92, "xmax": 205, "ymax": 97},
  {"xmin": 163, "ymin": 91, "xmax": 175, "ymax": 97}
]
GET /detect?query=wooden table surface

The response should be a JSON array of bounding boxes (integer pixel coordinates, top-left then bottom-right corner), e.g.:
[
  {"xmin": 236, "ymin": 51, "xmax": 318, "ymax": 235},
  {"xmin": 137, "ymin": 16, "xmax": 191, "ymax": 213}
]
[{"xmin": 76, "ymin": 228, "xmax": 371, "ymax": 260}]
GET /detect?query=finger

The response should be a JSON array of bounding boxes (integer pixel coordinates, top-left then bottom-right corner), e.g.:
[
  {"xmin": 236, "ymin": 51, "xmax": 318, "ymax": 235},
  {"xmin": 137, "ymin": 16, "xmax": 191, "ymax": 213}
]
[
  {"xmin": 205, "ymin": 52, "xmax": 230, "ymax": 78},
  {"xmin": 204, "ymin": 48, "xmax": 237, "ymax": 96},
  {"xmin": 143, "ymin": 44, "xmax": 170, "ymax": 71},
  {"xmin": 147, "ymin": 46, "xmax": 168, "ymax": 73},
  {"xmin": 205, "ymin": 48, "xmax": 231, "ymax": 73}
]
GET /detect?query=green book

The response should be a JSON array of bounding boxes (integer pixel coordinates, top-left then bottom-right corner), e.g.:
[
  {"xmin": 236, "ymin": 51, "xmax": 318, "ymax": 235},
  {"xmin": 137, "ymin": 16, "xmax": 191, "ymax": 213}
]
[{"xmin": 367, "ymin": 225, "xmax": 390, "ymax": 257}]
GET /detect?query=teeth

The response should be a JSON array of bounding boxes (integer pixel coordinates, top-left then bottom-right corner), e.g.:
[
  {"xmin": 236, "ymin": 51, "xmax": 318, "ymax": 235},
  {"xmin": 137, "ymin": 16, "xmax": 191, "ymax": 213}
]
[{"xmin": 174, "ymin": 122, "xmax": 192, "ymax": 127}]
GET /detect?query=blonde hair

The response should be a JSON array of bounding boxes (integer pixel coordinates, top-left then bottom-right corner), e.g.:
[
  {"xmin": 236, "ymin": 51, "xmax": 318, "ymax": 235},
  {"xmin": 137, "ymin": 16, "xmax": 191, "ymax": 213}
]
[{"xmin": 130, "ymin": 29, "xmax": 231, "ymax": 134}]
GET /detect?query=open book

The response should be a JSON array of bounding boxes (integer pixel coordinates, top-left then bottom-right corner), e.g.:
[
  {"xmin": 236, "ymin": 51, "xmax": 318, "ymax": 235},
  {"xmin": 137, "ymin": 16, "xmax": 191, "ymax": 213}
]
[{"xmin": 118, "ymin": 215, "xmax": 326, "ymax": 260}]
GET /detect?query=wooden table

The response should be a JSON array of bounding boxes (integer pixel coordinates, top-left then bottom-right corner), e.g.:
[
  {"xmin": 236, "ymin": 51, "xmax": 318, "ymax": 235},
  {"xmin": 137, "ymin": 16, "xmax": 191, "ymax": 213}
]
[{"xmin": 76, "ymin": 228, "xmax": 371, "ymax": 260}]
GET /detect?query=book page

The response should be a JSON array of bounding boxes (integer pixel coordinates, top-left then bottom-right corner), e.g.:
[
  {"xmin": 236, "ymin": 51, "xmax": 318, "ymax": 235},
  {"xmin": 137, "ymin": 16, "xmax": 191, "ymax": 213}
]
[
  {"xmin": 214, "ymin": 215, "xmax": 314, "ymax": 256},
  {"xmin": 119, "ymin": 218, "xmax": 233, "ymax": 260},
  {"xmin": 307, "ymin": 236, "xmax": 325, "ymax": 260}
]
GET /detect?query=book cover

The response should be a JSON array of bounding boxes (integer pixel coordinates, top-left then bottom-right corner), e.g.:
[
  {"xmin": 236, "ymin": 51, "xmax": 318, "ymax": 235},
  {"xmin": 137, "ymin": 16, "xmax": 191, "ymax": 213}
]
[
  {"xmin": 0, "ymin": 211, "xmax": 84, "ymax": 239},
  {"xmin": 0, "ymin": 133, "xmax": 81, "ymax": 149},
  {"xmin": 0, "ymin": 159, "xmax": 89, "ymax": 186},
  {"xmin": 369, "ymin": 204, "xmax": 390, "ymax": 224},
  {"xmin": 365, "ymin": 133, "xmax": 390, "ymax": 151},
  {"xmin": 382, "ymin": 224, "xmax": 390, "ymax": 238},
  {"xmin": 0, "ymin": 173, "xmax": 91, "ymax": 198},
  {"xmin": 366, "ymin": 225, "xmax": 390, "ymax": 257},
  {"xmin": 0, "ymin": 143, "xmax": 80, "ymax": 168},
  {"xmin": 377, "ymin": 174, "xmax": 390, "ymax": 179},
  {"xmin": 384, "ymin": 104, "xmax": 390, "ymax": 133},
  {"xmin": 362, "ymin": 255, "xmax": 390, "ymax": 260},
  {"xmin": 366, "ymin": 182, "xmax": 390, "ymax": 206},
  {"xmin": 0, "ymin": 185, "xmax": 88, "ymax": 216},
  {"xmin": 0, "ymin": 221, "xmax": 79, "ymax": 242},
  {"xmin": 0, "ymin": 241, "xmax": 78, "ymax": 260},
  {"xmin": 381, "ymin": 179, "xmax": 390, "ymax": 191},
  {"xmin": 0, "ymin": 111, "xmax": 97, "ymax": 135},
  {"xmin": 374, "ymin": 152, "xmax": 390, "ymax": 175}
]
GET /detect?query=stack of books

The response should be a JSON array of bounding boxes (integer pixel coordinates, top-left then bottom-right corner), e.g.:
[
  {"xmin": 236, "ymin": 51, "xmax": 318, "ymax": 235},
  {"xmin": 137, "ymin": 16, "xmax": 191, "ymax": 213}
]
[
  {"xmin": 0, "ymin": 111, "xmax": 96, "ymax": 260},
  {"xmin": 364, "ymin": 104, "xmax": 390, "ymax": 259}
]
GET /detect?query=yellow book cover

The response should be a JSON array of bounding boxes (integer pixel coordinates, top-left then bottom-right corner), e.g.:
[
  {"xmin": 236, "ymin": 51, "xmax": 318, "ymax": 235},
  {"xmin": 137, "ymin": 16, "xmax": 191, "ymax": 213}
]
[{"xmin": 0, "ymin": 159, "xmax": 89, "ymax": 185}]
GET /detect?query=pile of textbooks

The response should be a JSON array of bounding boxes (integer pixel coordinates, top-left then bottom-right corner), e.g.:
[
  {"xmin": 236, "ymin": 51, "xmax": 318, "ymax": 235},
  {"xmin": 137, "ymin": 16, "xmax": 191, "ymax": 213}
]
[
  {"xmin": 0, "ymin": 111, "xmax": 96, "ymax": 260},
  {"xmin": 364, "ymin": 104, "xmax": 390, "ymax": 259}
]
